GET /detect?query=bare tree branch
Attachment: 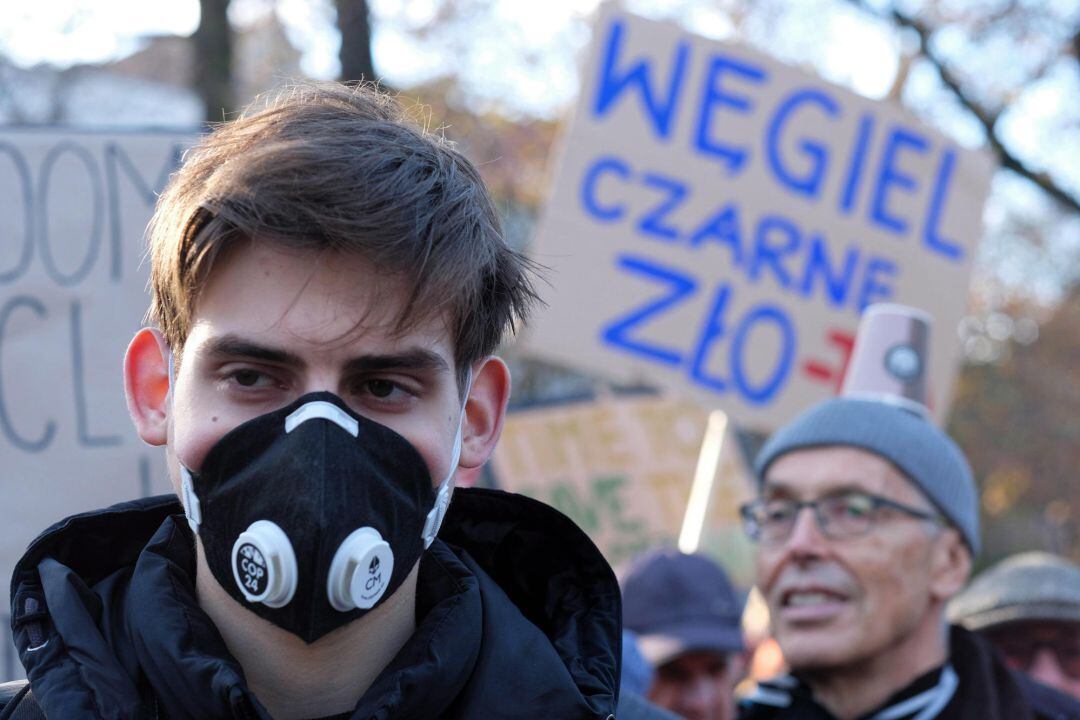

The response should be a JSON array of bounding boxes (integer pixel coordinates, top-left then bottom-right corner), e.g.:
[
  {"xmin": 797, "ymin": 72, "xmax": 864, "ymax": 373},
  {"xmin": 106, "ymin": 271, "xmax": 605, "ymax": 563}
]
[
  {"xmin": 847, "ymin": 0, "xmax": 1080, "ymax": 214},
  {"xmin": 336, "ymin": 0, "xmax": 376, "ymax": 84},
  {"xmin": 953, "ymin": 0, "xmax": 1018, "ymax": 43},
  {"xmin": 194, "ymin": 0, "xmax": 234, "ymax": 123},
  {"xmin": 886, "ymin": 50, "xmax": 914, "ymax": 102}
]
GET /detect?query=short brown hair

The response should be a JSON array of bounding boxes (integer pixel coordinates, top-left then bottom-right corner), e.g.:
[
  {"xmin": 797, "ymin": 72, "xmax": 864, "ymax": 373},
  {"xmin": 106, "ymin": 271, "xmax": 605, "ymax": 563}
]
[{"xmin": 148, "ymin": 82, "xmax": 540, "ymax": 381}]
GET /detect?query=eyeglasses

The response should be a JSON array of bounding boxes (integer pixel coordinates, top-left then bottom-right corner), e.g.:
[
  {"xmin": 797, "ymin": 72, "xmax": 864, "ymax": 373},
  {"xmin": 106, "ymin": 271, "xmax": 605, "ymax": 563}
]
[
  {"xmin": 739, "ymin": 491, "xmax": 942, "ymax": 544},
  {"xmin": 985, "ymin": 629, "xmax": 1080, "ymax": 680}
]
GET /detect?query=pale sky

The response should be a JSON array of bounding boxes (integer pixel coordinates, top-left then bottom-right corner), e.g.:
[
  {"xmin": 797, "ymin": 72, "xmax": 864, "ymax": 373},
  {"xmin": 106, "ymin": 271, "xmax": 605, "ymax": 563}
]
[{"xmin": 0, "ymin": 0, "xmax": 901, "ymax": 117}]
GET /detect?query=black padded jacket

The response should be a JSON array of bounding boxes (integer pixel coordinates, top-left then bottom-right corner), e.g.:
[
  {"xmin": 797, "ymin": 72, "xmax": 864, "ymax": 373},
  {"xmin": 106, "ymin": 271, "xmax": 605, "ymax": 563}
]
[{"xmin": 3, "ymin": 489, "xmax": 641, "ymax": 719}]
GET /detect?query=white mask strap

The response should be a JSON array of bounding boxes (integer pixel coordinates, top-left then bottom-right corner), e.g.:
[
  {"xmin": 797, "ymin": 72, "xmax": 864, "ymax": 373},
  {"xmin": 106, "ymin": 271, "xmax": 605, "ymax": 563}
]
[
  {"xmin": 167, "ymin": 346, "xmax": 203, "ymax": 534},
  {"xmin": 166, "ymin": 345, "xmax": 180, "ymax": 415},
  {"xmin": 421, "ymin": 366, "xmax": 474, "ymax": 548}
]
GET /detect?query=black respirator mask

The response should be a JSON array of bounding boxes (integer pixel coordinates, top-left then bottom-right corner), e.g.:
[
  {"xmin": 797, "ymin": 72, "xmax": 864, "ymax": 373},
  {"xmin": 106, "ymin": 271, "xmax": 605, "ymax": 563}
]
[{"xmin": 173, "ymin": 368, "xmax": 470, "ymax": 644}]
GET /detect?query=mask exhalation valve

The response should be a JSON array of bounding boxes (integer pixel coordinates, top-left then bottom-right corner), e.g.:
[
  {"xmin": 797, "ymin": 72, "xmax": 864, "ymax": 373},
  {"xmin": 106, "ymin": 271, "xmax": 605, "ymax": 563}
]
[
  {"xmin": 327, "ymin": 527, "xmax": 395, "ymax": 612},
  {"xmin": 231, "ymin": 520, "xmax": 298, "ymax": 608}
]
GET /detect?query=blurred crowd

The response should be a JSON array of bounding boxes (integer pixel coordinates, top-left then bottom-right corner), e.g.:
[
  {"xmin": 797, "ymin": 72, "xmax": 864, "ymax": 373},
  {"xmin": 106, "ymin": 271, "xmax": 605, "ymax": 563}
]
[
  {"xmin": 619, "ymin": 549, "xmax": 1080, "ymax": 719},
  {"xmin": 611, "ymin": 306, "xmax": 1080, "ymax": 720}
]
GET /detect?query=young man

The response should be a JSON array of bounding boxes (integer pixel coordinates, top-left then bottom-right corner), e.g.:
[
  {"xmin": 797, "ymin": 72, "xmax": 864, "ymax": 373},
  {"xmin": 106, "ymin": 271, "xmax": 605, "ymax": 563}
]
[
  {"xmin": 736, "ymin": 396, "xmax": 1080, "ymax": 720},
  {"xmin": 622, "ymin": 550, "xmax": 746, "ymax": 720},
  {"xmin": 2, "ymin": 84, "xmax": 626, "ymax": 719},
  {"xmin": 949, "ymin": 552, "xmax": 1080, "ymax": 700}
]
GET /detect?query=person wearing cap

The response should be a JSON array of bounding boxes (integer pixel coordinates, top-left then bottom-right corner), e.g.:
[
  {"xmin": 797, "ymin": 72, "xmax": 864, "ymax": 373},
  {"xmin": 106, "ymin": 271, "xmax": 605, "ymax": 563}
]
[
  {"xmin": 623, "ymin": 550, "xmax": 747, "ymax": 720},
  {"xmin": 949, "ymin": 552, "xmax": 1080, "ymax": 700},
  {"xmin": 620, "ymin": 630, "xmax": 685, "ymax": 720},
  {"xmin": 736, "ymin": 304, "xmax": 1080, "ymax": 720}
]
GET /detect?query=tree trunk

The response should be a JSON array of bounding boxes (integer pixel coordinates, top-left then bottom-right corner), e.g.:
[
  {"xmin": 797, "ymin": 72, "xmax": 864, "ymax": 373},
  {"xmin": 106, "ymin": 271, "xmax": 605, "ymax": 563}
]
[
  {"xmin": 336, "ymin": 0, "xmax": 376, "ymax": 84},
  {"xmin": 194, "ymin": 0, "xmax": 234, "ymax": 123}
]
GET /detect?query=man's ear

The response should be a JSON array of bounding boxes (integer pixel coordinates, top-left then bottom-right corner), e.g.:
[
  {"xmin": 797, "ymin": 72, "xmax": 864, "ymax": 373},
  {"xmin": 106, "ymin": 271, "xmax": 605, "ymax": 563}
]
[
  {"xmin": 929, "ymin": 527, "xmax": 972, "ymax": 602},
  {"xmin": 458, "ymin": 356, "xmax": 511, "ymax": 470},
  {"xmin": 124, "ymin": 328, "xmax": 171, "ymax": 446}
]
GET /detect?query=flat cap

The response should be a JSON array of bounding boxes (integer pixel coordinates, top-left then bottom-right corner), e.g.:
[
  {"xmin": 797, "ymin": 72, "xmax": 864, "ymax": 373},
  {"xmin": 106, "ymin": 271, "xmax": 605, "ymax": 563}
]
[{"xmin": 948, "ymin": 551, "xmax": 1080, "ymax": 630}]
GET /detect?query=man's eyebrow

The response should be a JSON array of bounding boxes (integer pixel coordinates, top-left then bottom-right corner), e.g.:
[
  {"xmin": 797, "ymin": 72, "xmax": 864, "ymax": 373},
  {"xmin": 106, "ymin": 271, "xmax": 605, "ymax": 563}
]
[
  {"xmin": 342, "ymin": 348, "xmax": 450, "ymax": 375},
  {"xmin": 201, "ymin": 335, "xmax": 305, "ymax": 367},
  {"xmin": 761, "ymin": 479, "xmax": 871, "ymax": 499},
  {"xmin": 761, "ymin": 480, "xmax": 797, "ymax": 499},
  {"xmin": 198, "ymin": 335, "xmax": 451, "ymax": 375}
]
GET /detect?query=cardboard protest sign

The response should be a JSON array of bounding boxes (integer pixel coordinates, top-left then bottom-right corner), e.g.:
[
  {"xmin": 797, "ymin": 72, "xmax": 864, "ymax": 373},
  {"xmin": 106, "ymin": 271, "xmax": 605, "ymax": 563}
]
[
  {"xmin": 490, "ymin": 395, "xmax": 757, "ymax": 583},
  {"xmin": 524, "ymin": 5, "xmax": 994, "ymax": 430},
  {"xmin": 0, "ymin": 128, "xmax": 199, "ymax": 673}
]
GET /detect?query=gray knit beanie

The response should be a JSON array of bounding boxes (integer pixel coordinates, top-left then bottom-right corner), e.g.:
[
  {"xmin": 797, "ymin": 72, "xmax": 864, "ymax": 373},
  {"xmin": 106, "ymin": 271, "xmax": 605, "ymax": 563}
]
[{"xmin": 754, "ymin": 397, "xmax": 980, "ymax": 555}]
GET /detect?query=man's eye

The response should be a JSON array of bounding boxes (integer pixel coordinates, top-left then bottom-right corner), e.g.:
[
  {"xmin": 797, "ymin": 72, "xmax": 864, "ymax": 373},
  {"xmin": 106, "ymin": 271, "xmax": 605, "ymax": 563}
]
[
  {"xmin": 764, "ymin": 504, "xmax": 793, "ymax": 523},
  {"xmin": 364, "ymin": 379, "xmax": 397, "ymax": 398},
  {"xmin": 233, "ymin": 370, "xmax": 264, "ymax": 387},
  {"xmin": 1057, "ymin": 641, "xmax": 1080, "ymax": 659},
  {"xmin": 705, "ymin": 661, "xmax": 729, "ymax": 678},
  {"xmin": 838, "ymin": 497, "xmax": 872, "ymax": 518},
  {"xmin": 657, "ymin": 666, "xmax": 690, "ymax": 683}
]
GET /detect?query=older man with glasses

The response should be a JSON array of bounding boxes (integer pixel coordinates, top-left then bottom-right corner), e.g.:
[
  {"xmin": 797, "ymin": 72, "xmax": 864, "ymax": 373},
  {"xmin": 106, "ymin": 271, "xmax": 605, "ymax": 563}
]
[{"xmin": 735, "ymin": 312, "xmax": 1079, "ymax": 719}]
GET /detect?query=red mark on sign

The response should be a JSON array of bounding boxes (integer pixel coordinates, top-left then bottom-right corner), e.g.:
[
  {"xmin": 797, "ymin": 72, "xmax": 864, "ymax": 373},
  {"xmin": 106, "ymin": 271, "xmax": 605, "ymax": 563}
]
[{"xmin": 801, "ymin": 329, "xmax": 855, "ymax": 394}]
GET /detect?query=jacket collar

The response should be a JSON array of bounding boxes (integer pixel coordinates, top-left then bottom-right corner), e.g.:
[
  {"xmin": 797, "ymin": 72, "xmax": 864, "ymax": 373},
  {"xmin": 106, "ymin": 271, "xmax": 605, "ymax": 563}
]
[
  {"xmin": 439, "ymin": 487, "xmax": 621, "ymax": 716},
  {"xmin": 745, "ymin": 662, "xmax": 957, "ymax": 720}
]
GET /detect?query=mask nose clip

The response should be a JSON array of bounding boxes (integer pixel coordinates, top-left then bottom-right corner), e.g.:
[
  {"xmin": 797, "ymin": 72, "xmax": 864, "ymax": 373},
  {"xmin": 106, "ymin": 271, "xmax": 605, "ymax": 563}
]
[
  {"xmin": 327, "ymin": 528, "xmax": 395, "ymax": 612},
  {"xmin": 231, "ymin": 520, "xmax": 298, "ymax": 608}
]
